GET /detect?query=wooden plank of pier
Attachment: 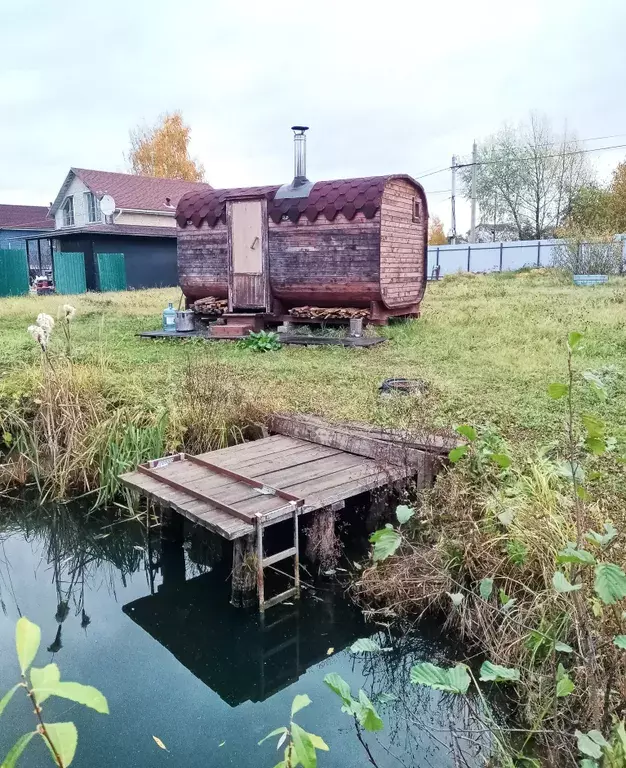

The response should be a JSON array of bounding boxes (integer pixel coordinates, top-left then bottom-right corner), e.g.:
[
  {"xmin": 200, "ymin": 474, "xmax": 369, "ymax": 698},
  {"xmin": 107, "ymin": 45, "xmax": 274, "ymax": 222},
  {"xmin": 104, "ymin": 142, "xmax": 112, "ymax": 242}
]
[{"xmin": 119, "ymin": 416, "xmax": 452, "ymax": 540}]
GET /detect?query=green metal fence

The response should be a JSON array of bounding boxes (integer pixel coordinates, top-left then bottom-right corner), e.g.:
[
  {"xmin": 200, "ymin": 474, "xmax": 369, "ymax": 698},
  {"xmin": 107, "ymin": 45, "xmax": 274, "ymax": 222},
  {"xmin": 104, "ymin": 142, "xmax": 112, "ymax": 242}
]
[
  {"xmin": 54, "ymin": 252, "xmax": 87, "ymax": 295},
  {"xmin": 96, "ymin": 253, "xmax": 127, "ymax": 292},
  {"xmin": 0, "ymin": 249, "xmax": 29, "ymax": 297}
]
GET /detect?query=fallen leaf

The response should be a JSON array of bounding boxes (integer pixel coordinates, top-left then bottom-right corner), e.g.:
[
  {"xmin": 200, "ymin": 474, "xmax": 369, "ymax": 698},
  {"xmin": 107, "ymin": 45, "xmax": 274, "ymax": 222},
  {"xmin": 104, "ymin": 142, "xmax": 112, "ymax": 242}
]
[
  {"xmin": 327, "ymin": 647, "xmax": 335, "ymax": 655},
  {"xmin": 153, "ymin": 736, "xmax": 168, "ymax": 751}
]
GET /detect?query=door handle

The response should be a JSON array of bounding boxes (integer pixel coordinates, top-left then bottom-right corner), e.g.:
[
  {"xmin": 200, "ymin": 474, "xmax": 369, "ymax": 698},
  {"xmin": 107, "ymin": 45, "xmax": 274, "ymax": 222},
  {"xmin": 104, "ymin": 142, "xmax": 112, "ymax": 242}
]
[{"xmin": 250, "ymin": 236, "xmax": 259, "ymax": 250}]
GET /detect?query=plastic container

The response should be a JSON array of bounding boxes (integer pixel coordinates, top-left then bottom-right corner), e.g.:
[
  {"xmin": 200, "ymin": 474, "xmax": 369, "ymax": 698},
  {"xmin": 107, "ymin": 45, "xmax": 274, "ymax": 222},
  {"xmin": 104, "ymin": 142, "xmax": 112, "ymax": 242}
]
[
  {"xmin": 162, "ymin": 302, "xmax": 177, "ymax": 331},
  {"xmin": 573, "ymin": 275, "xmax": 608, "ymax": 286}
]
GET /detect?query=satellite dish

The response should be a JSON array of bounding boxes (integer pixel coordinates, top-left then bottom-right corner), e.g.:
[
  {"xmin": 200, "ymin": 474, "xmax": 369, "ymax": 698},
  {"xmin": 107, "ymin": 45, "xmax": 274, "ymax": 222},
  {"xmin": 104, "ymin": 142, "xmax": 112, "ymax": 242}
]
[{"xmin": 99, "ymin": 195, "xmax": 115, "ymax": 217}]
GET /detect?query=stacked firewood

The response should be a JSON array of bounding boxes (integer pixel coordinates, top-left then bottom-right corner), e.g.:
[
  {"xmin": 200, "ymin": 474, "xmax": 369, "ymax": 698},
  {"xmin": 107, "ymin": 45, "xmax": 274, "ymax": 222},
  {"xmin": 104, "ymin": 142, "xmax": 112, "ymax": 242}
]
[
  {"xmin": 192, "ymin": 297, "xmax": 228, "ymax": 317},
  {"xmin": 288, "ymin": 306, "xmax": 370, "ymax": 320}
]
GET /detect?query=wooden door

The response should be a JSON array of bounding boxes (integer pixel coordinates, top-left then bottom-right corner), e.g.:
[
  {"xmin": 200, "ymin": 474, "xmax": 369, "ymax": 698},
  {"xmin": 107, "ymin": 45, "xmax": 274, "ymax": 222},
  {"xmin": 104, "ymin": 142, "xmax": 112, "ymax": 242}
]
[{"xmin": 227, "ymin": 199, "xmax": 269, "ymax": 311}]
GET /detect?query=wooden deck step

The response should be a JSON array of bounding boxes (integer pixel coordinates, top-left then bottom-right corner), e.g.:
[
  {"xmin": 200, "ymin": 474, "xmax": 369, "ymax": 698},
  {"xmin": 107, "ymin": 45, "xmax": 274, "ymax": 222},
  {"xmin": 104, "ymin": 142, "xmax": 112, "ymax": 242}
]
[
  {"xmin": 262, "ymin": 587, "xmax": 298, "ymax": 611},
  {"xmin": 211, "ymin": 324, "xmax": 253, "ymax": 338},
  {"xmin": 263, "ymin": 547, "xmax": 297, "ymax": 568}
]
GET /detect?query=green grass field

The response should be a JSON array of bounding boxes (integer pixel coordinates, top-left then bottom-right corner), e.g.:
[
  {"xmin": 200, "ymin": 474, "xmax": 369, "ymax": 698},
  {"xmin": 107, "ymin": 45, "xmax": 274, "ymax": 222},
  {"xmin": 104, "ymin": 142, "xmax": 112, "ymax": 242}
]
[{"xmin": 1, "ymin": 270, "xmax": 625, "ymax": 450}]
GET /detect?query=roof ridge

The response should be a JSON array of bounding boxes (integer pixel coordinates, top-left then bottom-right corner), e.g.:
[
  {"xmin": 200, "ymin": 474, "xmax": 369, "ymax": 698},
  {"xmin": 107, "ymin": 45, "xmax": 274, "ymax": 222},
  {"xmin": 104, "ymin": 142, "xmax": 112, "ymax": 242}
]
[{"xmin": 71, "ymin": 167, "xmax": 210, "ymax": 184}]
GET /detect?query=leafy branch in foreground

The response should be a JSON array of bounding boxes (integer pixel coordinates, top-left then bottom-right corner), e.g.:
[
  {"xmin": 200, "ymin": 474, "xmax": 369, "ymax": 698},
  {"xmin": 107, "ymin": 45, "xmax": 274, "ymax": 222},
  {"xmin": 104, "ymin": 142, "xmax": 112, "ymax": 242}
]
[
  {"xmin": 1, "ymin": 617, "xmax": 108, "ymax": 767},
  {"xmin": 258, "ymin": 694, "xmax": 328, "ymax": 768},
  {"xmin": 323, "ymin": 673, "xmax": 383, "ymax": 767}
]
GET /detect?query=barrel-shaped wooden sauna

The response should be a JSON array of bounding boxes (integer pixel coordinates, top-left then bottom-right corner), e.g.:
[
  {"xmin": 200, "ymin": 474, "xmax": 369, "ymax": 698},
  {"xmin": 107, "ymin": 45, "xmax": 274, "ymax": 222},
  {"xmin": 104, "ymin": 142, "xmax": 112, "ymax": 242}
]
[{"xmin": 176, "ymin": 174, "xmax": 428, "ymax": 323}]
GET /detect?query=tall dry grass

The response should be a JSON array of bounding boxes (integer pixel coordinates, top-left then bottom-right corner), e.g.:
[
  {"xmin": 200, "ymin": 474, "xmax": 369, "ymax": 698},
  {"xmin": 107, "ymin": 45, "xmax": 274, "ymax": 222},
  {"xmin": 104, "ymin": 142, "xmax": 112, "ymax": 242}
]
[
  {"xmin": 354, "ymin": 452, "xmax": 626, "ymax": 763},
  {"xmin": 0, "ymin": 353, "xmax": 267, "ymax": 507}
]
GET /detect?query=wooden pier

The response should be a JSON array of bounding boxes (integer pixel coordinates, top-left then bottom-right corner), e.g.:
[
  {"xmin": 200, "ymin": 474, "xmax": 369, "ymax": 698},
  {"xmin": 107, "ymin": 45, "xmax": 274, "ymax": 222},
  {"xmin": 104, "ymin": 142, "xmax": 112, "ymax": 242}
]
[{"xmin": 120, "ymin": 415, "xmax": 456, "ymax": 610}]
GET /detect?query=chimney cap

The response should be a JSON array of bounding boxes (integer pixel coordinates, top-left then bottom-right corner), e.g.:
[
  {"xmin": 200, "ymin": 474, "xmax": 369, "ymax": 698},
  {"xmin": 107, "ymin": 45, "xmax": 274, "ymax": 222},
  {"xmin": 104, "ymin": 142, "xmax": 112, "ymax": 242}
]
[{"xmin": 291, "ymin": 125, "xmax": 309, "ymax": 133}]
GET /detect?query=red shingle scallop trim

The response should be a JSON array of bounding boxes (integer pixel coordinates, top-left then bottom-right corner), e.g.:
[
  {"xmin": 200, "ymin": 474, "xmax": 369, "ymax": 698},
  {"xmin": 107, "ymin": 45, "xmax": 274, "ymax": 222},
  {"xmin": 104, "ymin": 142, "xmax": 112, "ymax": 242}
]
[{"xmin": 175, "ymin": 175, "xmax": 418, "ymax": 228}]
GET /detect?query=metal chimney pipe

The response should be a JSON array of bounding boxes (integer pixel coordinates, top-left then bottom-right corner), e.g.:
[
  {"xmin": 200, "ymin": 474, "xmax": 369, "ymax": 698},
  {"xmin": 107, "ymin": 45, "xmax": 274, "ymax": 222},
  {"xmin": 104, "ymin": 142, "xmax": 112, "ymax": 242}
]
[{"xmin": 291, "ymin": 125, "xmax": 309, "ymax": 185}]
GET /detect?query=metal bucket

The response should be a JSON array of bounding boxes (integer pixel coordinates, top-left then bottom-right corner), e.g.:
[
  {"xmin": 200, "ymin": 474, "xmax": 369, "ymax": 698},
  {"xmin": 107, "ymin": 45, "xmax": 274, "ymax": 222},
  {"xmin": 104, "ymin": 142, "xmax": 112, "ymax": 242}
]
[{"xmin": 175, "ymin": 310, "xmax": 195, "ymax": 332}]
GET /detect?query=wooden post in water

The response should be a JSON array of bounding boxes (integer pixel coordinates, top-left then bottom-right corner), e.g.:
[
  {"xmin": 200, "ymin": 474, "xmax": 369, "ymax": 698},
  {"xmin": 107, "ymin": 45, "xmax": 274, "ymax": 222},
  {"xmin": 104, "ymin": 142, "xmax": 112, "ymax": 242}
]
[{"xmin": 230, "ymin": 533, "xmax": 257, "ymax": 608}]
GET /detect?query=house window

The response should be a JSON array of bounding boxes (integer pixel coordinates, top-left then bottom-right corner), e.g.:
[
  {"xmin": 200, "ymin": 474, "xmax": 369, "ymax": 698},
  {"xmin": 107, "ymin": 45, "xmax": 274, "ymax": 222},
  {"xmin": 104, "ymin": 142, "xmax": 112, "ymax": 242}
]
[
  {"xmin": 412, "ymin": 197, "xmax": 421, "ymax": 223},
  {"xmin": 84, "ymin": 192, "xmax": 101, "ymax": 223},
  {"xmin": 62, "ymin": 196, "xmax": 75, "ymax": 227}
]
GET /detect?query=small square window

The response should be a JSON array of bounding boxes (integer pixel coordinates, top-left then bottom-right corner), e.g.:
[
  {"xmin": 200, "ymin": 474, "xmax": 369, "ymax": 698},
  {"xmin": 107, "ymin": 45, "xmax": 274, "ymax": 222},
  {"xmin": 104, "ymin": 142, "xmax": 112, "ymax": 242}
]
[{"xmin": 412, "ymin": 197, "xmax": 421, "ymax": 223}]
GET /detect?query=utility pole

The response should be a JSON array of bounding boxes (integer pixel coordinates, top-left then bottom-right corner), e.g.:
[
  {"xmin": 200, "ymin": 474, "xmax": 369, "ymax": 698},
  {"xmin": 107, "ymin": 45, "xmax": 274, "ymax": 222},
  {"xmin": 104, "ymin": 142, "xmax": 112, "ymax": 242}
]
[
  {"xmin": 469, "ymin": 140, "xmax": 477, "ymax": 243},
  {"xmin": 450, "ymin": 155, "xmax": 457, "ymax": 244},
  {"xmin": 493, "ymin": 192, "xmax": 498, "ymax": 242}
]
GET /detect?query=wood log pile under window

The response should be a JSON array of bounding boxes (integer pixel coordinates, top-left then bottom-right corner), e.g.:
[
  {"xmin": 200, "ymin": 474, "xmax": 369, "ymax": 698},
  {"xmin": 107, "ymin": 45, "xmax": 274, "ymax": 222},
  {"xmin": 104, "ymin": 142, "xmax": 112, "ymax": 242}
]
[
  {"xmin": 192, "ymin": 297, "xmax": 228, "ymax": 316},
  {"xmin": 288, "ymin": 306, "xmax": 370, "ymax": 320}
]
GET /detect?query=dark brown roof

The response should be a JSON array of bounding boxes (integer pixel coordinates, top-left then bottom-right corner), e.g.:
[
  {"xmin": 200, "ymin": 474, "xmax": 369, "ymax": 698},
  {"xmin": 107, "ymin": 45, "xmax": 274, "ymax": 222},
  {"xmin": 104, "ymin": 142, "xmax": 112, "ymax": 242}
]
[
  {"xmin": 0, "ymin": 204, "xmax": 54, "ymax": 229},
  {"xmin": 176, "ymin": 175, "xmax": 419, "ymax": 228},
  {"xmin": 26, "ymin": 223, "xmax": 177, "ymax": 240},
  {"xmin": 50, "ymin": 169, "xmax": 211, "ymax": 217}
]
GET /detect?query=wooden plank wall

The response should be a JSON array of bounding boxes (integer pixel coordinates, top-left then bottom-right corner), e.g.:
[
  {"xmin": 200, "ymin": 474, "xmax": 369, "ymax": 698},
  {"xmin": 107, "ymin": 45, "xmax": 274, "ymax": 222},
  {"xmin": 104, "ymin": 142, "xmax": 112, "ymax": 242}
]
[
  {"xmin": 379, "ymin": 178, "xmax": 427, "ymax": 309},
  {"xmin": 178, "ymin": 221, "xmax": 229, "ymax": 302},
  {"xmin": 269, "ymin": 211, "xmax": 381, "ymax": 307},
  {"xmin": 178, "ymin": 211, "xmax": 383, "ymax": 308}
]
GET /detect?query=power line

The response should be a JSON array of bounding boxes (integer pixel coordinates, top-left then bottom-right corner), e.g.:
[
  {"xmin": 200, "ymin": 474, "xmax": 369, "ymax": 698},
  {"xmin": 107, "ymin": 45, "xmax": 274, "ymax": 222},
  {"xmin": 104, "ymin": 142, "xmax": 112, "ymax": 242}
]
[
  {"xmin": 455, "ymin": 141, "xmax": 626, "ymax": 170},
  {"xmin": 421, "ymin": 138, "xmax": 626, "ymax": 180},
  {"xmin": 415, "ymin": 166, "xmax": 450, "ymax": 179},
  {"xmin": 455, "ymin": 133, "xmax": 626, "ymax": 163}
]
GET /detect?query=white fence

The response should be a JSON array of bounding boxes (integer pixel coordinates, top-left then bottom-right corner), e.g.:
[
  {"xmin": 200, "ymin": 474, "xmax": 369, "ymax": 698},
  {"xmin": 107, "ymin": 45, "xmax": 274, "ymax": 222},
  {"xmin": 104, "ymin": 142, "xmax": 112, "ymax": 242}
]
[{"xmin": 427, "ymin": 239, "xmax": 563, "ymax": 278}]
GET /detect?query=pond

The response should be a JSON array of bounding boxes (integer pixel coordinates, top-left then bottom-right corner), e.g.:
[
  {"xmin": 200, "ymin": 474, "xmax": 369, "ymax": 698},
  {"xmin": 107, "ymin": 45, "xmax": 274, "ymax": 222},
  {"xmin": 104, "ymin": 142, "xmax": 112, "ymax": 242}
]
[{"xmin": 0, "ymin": 500, "xmax": 487, "ymax": 767}]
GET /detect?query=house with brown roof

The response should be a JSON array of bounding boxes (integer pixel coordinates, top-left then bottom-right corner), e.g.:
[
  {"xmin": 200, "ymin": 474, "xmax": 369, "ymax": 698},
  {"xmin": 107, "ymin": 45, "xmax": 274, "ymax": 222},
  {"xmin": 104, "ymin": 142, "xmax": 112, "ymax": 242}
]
[
  {"xmin": 0, "ymin": 204, "xmax": 54, "ymax": 251},
  {"xmin": 25, "ymin": 169, "xmax": 211, "ymax": 292}
]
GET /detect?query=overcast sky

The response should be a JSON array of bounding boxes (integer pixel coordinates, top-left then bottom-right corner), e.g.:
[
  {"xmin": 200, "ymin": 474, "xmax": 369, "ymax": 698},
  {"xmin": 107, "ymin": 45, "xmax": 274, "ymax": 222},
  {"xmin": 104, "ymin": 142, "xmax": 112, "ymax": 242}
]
[{"xmin": 2, "ymin": 0, "xmax": 626, "ymax": 233}]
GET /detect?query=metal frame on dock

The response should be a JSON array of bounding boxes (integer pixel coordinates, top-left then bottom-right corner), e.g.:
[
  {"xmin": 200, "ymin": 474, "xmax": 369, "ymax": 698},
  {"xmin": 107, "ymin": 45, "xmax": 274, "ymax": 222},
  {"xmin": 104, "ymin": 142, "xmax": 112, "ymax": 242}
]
[
  {"xmin": 120, "ymin": 415, "xmax": 460, "ymax": 613},
  {"xmin": 136, "ymin": 452, "xmax": 305, "ymax": 610}
]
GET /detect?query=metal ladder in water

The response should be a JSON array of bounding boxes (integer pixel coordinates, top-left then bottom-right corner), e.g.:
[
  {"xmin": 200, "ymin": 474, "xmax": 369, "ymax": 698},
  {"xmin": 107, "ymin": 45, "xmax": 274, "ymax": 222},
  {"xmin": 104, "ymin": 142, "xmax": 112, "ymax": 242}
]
[{"xmin": 255, "ymin": 507, "xmax": 301, "ymax": 613}]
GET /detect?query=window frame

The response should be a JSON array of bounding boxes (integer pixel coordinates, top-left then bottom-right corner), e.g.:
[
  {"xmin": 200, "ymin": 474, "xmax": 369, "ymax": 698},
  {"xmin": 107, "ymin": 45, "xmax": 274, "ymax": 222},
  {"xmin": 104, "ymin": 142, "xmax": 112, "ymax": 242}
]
[
  {"xmin": 84, "ymin": 191, "xmax": 101, "ymax": 223},
  {"xmin": 62, "ymin": 196, "xmax": 75, "ymax": 227},
  {"xmin": 412, "ymin": 196, "xmax": 421, "ymax": 224}
]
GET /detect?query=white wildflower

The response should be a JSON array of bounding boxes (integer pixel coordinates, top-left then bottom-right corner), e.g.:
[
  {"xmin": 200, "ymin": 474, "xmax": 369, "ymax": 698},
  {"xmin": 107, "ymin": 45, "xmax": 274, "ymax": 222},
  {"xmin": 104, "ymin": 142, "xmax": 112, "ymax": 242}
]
[
  {"xmin": 62, "ymin": 304, "xmax": 76, "ymax": 321},
  {"xmin": 27, "ymin": 324, "xmax": 46, "ymax": 349},
  {"xmin": 36, "ymin": 313, "xmax": 55, "ymax": 332}
]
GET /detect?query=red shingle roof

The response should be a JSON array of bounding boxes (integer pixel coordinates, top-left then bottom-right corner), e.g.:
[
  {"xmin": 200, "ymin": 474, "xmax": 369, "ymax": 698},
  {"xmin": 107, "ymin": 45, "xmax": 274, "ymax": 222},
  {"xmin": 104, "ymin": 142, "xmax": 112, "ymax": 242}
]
[
  {"xmin": 73, "ymin": 168, "xmax": 211, "ymax": 212},
  {"xmin": 50, "ymin": 169, "xmax": 211, "ymax": 216},
  {"xmin": 176, "ymin": 176, "xmax": 417, "ymax": 228},
  {"xmin": 0, "ymin": 204, "xmax": 54, "ymax": 229}
]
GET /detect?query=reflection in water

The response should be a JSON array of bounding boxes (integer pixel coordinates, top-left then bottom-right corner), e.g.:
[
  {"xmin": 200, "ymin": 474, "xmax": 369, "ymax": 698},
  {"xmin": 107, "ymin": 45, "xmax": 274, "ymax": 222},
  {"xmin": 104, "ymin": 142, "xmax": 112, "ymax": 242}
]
[
  {"xmin": 0, "ymin": 501, "xmax": 147, "ymax": 653},
  {"xmin": 0, "ymin": 499, "xmax": 489, "ymax": 767},
  {"xmin": 123, "ymin": 569, "xmax": 367, "ymax": 707}
]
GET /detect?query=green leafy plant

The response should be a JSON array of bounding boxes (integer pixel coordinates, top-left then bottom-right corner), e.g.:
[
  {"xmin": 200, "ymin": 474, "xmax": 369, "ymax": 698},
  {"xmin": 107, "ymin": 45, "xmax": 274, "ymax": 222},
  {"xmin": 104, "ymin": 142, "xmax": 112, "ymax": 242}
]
[
  {"xmin": 448, "ymin": 424, "xmax": 512, "ymax": 477},
  {"xmin": 349, "ymin": 638, "xmax": 391, "ymax": 654},
  {"xmin": 323, "ymin": 673, "xmax": 384, "ymax": 765},
  {"xmin": 479, "ymin": 662, "xmax": 520, "ymax": 683},
  {"xmin": 240, "ymin": 330, "xmax": 282, "ymax": 352},
  {"xmin": 368, "ymin": 504, "xmax": 415, "ymax": 563},
  {"xmin": 1, "ymin": 617, "xmax": 108, "ymax": 767},
  {"xmin": 258, "ymin": 694, "xmax": 328, "ymax": 768},
  {"xmin": 409, "ymin": 663, "xmax": 471, "ymax": 694}
]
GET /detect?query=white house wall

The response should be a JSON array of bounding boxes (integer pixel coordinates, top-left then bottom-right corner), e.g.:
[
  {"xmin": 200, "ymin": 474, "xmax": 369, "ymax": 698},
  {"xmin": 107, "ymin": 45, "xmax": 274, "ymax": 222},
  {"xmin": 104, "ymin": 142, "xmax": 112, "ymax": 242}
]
[
  {"xmin": 54, "ymin": 174, "xmax": 176, "ymax": 229},
  {"xmin": 54, "ymin": 175, "xmax": 93, "ymax": 228},
  {"xmin": 115, "ymin": 211, "xmax": 175, "ymax": 227}
]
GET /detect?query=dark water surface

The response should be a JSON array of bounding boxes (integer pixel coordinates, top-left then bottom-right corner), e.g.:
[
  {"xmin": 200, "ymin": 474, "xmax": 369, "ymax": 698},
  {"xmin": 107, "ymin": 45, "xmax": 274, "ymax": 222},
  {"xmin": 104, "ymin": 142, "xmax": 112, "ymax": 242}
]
[{"xmin": 0, "ymin": 502, "xmax": 483, "ymax": 767}]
